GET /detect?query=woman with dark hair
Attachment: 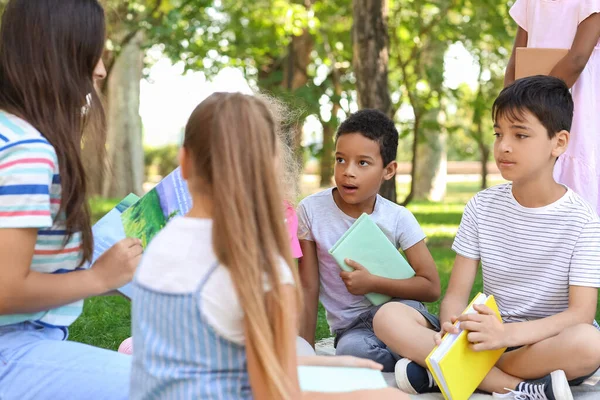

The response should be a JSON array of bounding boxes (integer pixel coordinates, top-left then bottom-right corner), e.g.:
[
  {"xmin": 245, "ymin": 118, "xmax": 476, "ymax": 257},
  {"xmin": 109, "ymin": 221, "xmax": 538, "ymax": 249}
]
[{"xmin": 0, "ymin": 1, "xmax": 142, "ymax": 397}]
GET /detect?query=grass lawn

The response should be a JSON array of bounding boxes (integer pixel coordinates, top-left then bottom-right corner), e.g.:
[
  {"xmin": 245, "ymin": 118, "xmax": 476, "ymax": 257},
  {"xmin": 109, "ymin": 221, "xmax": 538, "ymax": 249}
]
[{"xmin": 71, "ymin": 178, "xmax": 600, "ymax": 349}]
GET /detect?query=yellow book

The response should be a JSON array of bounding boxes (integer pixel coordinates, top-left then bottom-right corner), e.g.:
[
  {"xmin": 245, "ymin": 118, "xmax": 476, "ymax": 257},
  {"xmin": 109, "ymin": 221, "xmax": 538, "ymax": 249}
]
[{"xmin": 425, "ymin": 293, "xmax": 506, "ymax": 400}]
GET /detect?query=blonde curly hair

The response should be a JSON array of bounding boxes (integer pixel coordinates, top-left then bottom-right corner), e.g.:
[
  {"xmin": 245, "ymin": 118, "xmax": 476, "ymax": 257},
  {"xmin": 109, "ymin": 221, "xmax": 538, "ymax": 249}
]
[{"xmin": 256, "ymin": 92, "xmax": 302, "ymax": 203}]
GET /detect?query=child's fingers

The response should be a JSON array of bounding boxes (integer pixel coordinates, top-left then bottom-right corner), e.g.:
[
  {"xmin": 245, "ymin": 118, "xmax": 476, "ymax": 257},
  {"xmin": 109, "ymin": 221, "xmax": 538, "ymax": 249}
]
[
  {"xmin": 457, "ymin": 313, "xmax": 483, "ymax": 323},
  {"xmin": 473, "ymin": 304, "xmax": 495, "ymax": 315},
  {"xmin": 344, "ymin": 259, "xmax": 366, "ymax": 270},
  {"xmin": 441, "ymin": 321, "xmax": 457, "ymax": 334},
  {"xmin": 466, "ymin": 331, "xmax": 484, "ymax": 344},
  {"xmin": 471, "ymin": 342, "xmax": 492, "ymax": 352},
  {"xmin": 120, "ymin": 237, "xmax": 142, "ymax": 248}
]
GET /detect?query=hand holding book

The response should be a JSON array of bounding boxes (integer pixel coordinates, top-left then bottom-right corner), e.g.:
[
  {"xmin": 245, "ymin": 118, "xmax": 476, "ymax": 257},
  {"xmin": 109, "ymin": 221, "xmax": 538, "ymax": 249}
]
[
  {"xmin": 458, "ymin": 303, "xmax": 507, "ymax": 351},
  {"xmin": 434, "ymin": 315, "xmax": 460, "ymax": 346},
  {"xmin": 328, "ymin": 213, "xmax": 416, "ymax": 305},
  {"xmin": 90, "ymin": 237, "xmax": 143, "ymax": 293},
  {"xmin": 426, "ymin": 293, "xmax": 506, "ymax": 400},
  {"xmin": 339, "ymin": 259, "xmax": 375, "ymax": 296}
]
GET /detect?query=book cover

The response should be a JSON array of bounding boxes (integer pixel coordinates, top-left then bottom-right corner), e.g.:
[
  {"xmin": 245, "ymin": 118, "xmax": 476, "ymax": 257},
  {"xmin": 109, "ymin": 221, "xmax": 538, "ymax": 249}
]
[
  {"xmin": 425, "ymin": 293, "xmax": 506, "ymax": 400},
  {"xmin": 121, "ymin": 167, "xmax": 192, "ymax": 248},
  {"xmin": 328, "ymin": 213, "xmax": 415, "ymax": 306},
  {"xmin": 297, "ymin": 366, "xmax": 388, "ymax": 393},
  {"xmin": 515, "ymin": 47, "xmax": 568, "ymax": 80},
  {"xmin": 91, "ymin": 193, "xmax": 140, "ymax": 298}
]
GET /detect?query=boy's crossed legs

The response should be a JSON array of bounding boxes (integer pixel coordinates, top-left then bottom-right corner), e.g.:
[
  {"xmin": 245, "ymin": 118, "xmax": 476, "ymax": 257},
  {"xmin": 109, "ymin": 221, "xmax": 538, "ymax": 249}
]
[
  {"xmin": 374, "ymin": 302, "xmax": 600, "ymax": 398},
  {"xmin": 335, "ymin": 299, "xmax": 439, "ymax": 372}
]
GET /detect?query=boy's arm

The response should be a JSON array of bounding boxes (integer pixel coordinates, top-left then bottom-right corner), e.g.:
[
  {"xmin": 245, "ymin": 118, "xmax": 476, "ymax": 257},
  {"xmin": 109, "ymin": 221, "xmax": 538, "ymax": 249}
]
[
  {"xmin": 506, "ymin": 285, "xmax": 597, "ymax": 347},
  {"xmin": 460, "ymin": 285, "xmax": 597, "ymax": 351},
  {"xmin": 349, "ymin": 240, "xmax": 441, "ymax": 302},
  {"xmin": 550, "ymin": 13, "xmax": 600, "ymax": 88},
  {"xmin": 439, "ymin": 254, "xmax": 479, "ymax": 324},
  {"xmin": 504, "ymin": 26, "xmax": 528, "ymax": 87},
  {"xmin": 298, "ymin": 239, "xmax": 320, "ymax": 347}
]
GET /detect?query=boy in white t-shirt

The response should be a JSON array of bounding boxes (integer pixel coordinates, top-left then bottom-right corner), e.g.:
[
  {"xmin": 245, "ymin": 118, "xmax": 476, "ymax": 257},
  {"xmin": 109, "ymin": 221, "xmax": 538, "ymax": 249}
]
[
  {"xmin": 375, "ymin": 76, "xmax": 600, "ymax": 400},
  {"xmin": 297, "ymin": 109, "xmax": 441, "ymax": 372}
]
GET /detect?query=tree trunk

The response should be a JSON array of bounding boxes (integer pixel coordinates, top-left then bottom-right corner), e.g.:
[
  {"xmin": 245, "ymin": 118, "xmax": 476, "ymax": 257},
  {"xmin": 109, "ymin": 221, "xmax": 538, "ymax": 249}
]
[
  {"xmin": 102, "ymin": 31, "xmax": 145, "ymax": 198},
  {"xmin": 401, "ymin": 117, "xmax": 420, "ymax": 206},
  {"xmin": 319, "ymin": 65, "xmax": 342, "ymax": 188},
  {"xmin": 413, "ymin": 109, "xmax": 447, "ymax": 201},
  {"xmin": 279, "ymin": 28, "xmax": 314, "ymax": 182},
  {"xmin": 320, "ymin": 118, "xmax": 336, "ymax": 187},
  {"xmin": 479, "ymin": 132, "xmax": 490, "ymax": 190},
  {"xmin": 82, "ymin": 132, "xmax": 105, "ymax": 197},
  {"xmin": 352, "ymin": 0, "xmax": 396, "ymax": 202},
  {"xmin": 282, "ymin": 29, "xmax": 313, "ymax": 93}
]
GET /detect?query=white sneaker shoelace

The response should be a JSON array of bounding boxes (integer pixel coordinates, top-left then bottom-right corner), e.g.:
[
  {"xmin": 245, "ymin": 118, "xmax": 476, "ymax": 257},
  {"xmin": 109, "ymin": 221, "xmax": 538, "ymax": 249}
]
[{"xmin": 493, "ymin": 385, "xmax": 547, "ymax": 400}]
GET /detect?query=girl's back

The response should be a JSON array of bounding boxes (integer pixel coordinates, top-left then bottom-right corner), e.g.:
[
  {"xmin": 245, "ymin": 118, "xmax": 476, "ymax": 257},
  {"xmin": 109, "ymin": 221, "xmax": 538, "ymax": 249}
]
[
  {"xmin": 129, "ymin": 93, "xmax": 299, "ymax": 400},
  {"xmin": 131, "ymin": 219, "xmax": 254, "ymax": 399}
]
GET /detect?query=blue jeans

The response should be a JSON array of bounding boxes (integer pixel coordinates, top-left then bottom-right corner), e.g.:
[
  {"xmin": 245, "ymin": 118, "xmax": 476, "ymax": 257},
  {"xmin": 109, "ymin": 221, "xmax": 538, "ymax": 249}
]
[
  {"xmin": 0, "ymin": 322, "xmax": 131, "ymax": 400},
  {"xmin": 334, "ymin": 299, "xmax": 440, "ymax": 372}
]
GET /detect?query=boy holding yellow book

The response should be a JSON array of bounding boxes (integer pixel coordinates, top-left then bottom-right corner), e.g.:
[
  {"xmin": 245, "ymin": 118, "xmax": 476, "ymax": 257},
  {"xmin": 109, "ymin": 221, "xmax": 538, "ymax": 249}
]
[{"xmin": 374, "ymin": 76, "xmax": 600, "ymax": 400}]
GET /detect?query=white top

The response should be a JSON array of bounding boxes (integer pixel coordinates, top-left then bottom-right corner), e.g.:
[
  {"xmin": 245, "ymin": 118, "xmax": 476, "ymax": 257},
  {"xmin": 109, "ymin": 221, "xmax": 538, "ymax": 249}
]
[
  {"xmin": 297, "ymin": 188, "xmax": 426, "ymax": 331},
  {"xmin": 135, "ymin": 216, "xmax": 295, "ymax": 344},
  {"xmin": 510, "ymin": 0, "xmax": 600, "ymax": 49},
  {"xmin": 453, "ymin": 184, "xmax": 600, "ymax": 323}
]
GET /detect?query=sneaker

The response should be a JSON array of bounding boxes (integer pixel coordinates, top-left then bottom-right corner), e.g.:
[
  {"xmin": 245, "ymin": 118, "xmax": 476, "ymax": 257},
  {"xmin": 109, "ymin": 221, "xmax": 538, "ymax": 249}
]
[
  {"xmin": 492, "ymin": 370, "xmax": 573, "ymax": 400},
  {"xmin": 394, "ymin": 358, "xmax": 438, "ymax": 394}
]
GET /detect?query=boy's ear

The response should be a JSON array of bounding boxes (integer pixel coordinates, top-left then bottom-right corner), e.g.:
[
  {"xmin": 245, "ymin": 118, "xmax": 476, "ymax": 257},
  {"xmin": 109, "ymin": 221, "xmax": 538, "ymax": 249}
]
[
  {"xmin": 179, "ymin": 147, "xmax": 190, "ymax": 180},
  {"xmin": 551, "ymin": 130, "xmax": 569, "ymax": 158},
  {"xmin": 383, "ymin": 160, "xmax": 398, "ymax": 181}
]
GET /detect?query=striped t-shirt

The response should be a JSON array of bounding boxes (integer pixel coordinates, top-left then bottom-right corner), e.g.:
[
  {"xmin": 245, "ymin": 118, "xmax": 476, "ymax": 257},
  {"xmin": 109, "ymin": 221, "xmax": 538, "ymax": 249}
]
[
  {"xmin": 453, "ymin": 183, "xmax": 600, "ymax": 323},
  {"xmin": 0, "ymin": 110, "xmax": 84, "ymax": 327}
]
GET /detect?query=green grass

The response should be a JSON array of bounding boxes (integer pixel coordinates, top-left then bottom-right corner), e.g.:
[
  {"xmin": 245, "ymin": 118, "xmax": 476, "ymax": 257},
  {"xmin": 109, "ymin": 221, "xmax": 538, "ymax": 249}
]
[{"xmin": 73, "ymin": 178, "xmax": 600, "ymax": 350}]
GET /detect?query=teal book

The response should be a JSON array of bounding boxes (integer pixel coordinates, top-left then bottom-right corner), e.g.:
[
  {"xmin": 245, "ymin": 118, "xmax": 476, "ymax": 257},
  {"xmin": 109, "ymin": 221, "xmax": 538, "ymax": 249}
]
[
  {"xmin": 328, "ymin": 213, "xmax": 415, "ymax": 305},
  {"xmin": 298, "ymin": 366, "xmax": 388, "ymax": 393}
]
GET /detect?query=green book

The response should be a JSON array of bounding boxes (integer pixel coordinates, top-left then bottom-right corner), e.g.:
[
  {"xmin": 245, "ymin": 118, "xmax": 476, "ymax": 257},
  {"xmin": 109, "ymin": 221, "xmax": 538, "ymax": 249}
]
[{"xmin": 328, "ymin": 213, "xmax": 415, "ymax": 305}]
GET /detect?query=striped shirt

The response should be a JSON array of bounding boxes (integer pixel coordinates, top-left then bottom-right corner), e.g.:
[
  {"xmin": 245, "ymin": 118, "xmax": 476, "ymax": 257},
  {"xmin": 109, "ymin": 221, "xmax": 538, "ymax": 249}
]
[
  {"xmin": 453, "ymin": 183, "xmax": 600, "ymax": 323},
  {"xmin": 0, "ymin": 110, "xmax": 83, "ymax": 327}
]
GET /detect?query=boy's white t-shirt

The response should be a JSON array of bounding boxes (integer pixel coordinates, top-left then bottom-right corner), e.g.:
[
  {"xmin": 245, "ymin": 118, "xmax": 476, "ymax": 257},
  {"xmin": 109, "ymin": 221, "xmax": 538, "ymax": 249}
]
[
  {"xmin": 453, "ymin": 184, "xmax": 600, "ymax": 323},
  {"xmin": 135, "ymin": 217, "xmax": 295, "ymax": 345},
  {"xmin": 297, "ymin": 188, "xmax": 426, "ymax": 332}
]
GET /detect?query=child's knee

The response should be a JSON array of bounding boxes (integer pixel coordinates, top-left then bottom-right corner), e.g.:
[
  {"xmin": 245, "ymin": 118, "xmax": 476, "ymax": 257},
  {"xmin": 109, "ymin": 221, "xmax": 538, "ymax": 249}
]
[
  {"xmin": 562, "ymin": 324, "xmax": 600, "ymax": 367},
  {"xmin": 373, "ymin": 302, "xmax": 419, "ymax": 337},
  {"xmin": 336, "ymin": 332, "xmax": 380, "ymax": 359},
  {"xmin": 336, "ymin": 333, "xmax": 397, "ymax": 372}
]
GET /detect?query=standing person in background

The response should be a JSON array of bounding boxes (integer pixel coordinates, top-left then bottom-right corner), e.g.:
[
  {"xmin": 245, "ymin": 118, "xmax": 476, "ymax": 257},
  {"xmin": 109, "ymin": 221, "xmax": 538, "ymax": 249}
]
[{"xmin": 505, "ymin": 0, "xmax": 600, "ymax": 215}]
